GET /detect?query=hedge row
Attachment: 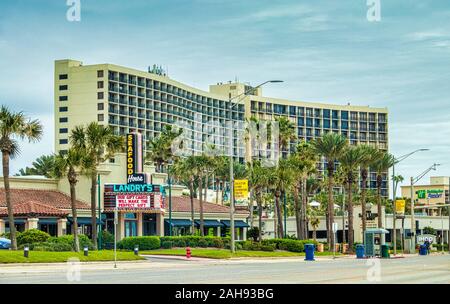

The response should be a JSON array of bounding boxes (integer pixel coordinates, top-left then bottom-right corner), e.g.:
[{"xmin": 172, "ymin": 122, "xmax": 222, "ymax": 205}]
[
  {"xmin": 159, "ymin": 236, "xmax": 229, "ymax": 249},
  {"xmin": 261, "ymin": 239, "xmax": 319, "ymax": 252}
]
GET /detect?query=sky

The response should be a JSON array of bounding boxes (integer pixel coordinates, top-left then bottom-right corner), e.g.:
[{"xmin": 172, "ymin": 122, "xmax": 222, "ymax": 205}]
[{"xmin": 0, "ymin": 0, "xmax": 449, "ymax": 193}]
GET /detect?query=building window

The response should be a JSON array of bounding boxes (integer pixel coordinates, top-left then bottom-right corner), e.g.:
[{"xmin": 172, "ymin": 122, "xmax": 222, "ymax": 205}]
[
  {"xmin": 59, "ymin": 74, "xmax": 68, "ymax": 80},
  {"xmin": 98, "ymin": 114, "xmax": 104, "ymax": 121},
  {"xmin": 59, "ymin": 117, "xmax": 68, "ymax": 123},
  {"xmin": 59, "ymin": 128, "xmax": 68, "ymax": 134},
  {"xmin": 59, "ymin": 139, "xmax": 68, "ymax": 144},
  {"xmin": 59, "ymin": 96, "xmax": 68, "ymax": 101},
  {"xmin": 97, "ymin": 70, "xmax": 104, "ymax": 78},
  {"xmin": 59, "ymin": 107, "xmax": 68, "ymax": 112},
  {"xmin": 59, "ymin": 85, "xmax": 68, "ymax": 91},
  {"xmin": 97, "ymin": 92, "xmax": 104, "ymax": 100},
  {"xmin": 97, "ymin": 103, "xmax": 104, "ymax": 110},
  {"xmin": 97, "ymin": 81, "xmax": 104, "ymax": 89}
]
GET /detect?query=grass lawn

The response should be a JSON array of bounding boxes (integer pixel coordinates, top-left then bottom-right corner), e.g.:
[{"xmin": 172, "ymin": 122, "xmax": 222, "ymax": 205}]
[
  {"xmin": 140, "ymin": 248, "xmax": 340, "ymax": 259},
  {"xmin": 0, "ymin": 250, "xmax": 144, "ymax": 264}
]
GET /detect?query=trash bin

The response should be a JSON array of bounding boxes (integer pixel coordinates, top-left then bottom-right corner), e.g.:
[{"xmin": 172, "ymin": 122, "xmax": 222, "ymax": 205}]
[
  {"xmin": 419, "ymin": 244, "xmax": 428, "ymax": 256},
  {"xmin": 304, "ymin": 244, "xmax": 315, "ymax": 261},
  {"xmin": 356, "ymin": 244, "xmax": 365, "ymax": 259},
  {"xmin": 381, "ymin": 244, "xmax": 390, "ymax": 258}
]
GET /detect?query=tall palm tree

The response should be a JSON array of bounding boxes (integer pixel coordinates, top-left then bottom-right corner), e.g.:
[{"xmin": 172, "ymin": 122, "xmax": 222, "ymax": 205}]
[
  {"xmin": 16, "ymin": 154, "xmax": 55, "ymax": 178},
  {"xmin": 355, "ymin": 145, "xmax": 382, "ymax": 237},
  {"xmin": 0, "ymin": 106, "xmax": 42, "ymax": 250},
  {"xmin": 70, "ymin": 122, "xmax": 124, "ymax": 250},
  {"xmin": 52, "ymin": 149, "xmax": 85, "ymax": 252},
  {"xmin": 171, "ymin": 156, "xmax": 197, "ymax": 234},
  {"xmin": 289, "ymin": 141, "xmax": 317, "ymax": 239},
  {"xmin": 269, "ymin": 158, "xmax": 294, "ymax": 238},
  {"xmin": 338, "ymin": 146, "xmax": 364, "ymax": 253},
  {"xmin": 146, "ymin": 125, "xmax": 182, "ymax": 173},
  {"xmin": 275, "ymin": 116, "xmax": 296, "ymax": 158},
  {"xmin": 312, "ymin": 133, "xmax": 348, "ymax": 249},
  {"xmin": 247, "ymin": 160, "xmax": 272, "ymax": 242},
  {"xmin": 372, "ymin": 151, "xmax": 395, "ymax": 228}
]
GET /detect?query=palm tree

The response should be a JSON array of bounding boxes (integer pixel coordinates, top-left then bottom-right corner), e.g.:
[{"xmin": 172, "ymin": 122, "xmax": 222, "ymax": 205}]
[
  {"xmin": 372, "ymin": 151, "xmax": 395, "ymax": 228},
  {"xmin": 70, "ymin": 122, "xmax": 124, "ymax": 250},
  {"xmin": 171, "ymin": 156, "xmax": 197, "ymax": 234},
  {"xmin": 212, "ymin": 156, "xmax": 228, "ymax": 205},
  {"xmin": 16, "ymin": 154, "xmax": 55, "ymax": 178},
  {"xmin": 269, "ymin": 158, "xmax": 294, "ymax": 238},
  {"xmin": 310, "ymin": 216, "xmax": 320, "ymax": 242},
  {"xmin": 338, "ymin": 146, "xmax": 364, "ymax": 253},
  {"xmin": 146, "ymin": 125, "xmax": 182, "ymax": 173},
  {"xmin": 0, "ymin": 106, "xmax": 42, "ymax": 250},
  {"xmin": 355, "ymin": 145, "xmax": 382, "ymax": 237},
  {"xmin": 312, "ymin": 132, "xmax": 348, "ymax": 249},
  {"xmin": 247, "ymin": 160, "xmax": 273, "ymax": 242},
  {"xmin": 275, "ymin": 116, "xmax": 296, "ymax": 158},
  {"xmin": 289, "ymin": 141, "xmax": 317, "ymax": 239},
  {"xmin": 52, "ymin": 149, "xmax": 85, "ymax": 252}
]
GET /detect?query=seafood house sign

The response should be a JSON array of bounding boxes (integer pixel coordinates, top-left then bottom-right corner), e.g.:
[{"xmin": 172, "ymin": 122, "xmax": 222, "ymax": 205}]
[{"xmin": 103, "ymin": 133, "xmax": 165, "ymax": 210}]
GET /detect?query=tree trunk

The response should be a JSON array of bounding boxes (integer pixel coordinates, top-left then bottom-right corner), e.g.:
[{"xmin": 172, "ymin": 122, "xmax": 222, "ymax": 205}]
[
  {"xmin": 220, "ymin": 181, "xmax": 224, "ymax": 205},
  {"xmin": 328, "ymin": 169, "xmax": 335, "ymax": 250},
  {"xmin": 347, "ymin": 180, "xmax": 354, "ymax": 254},
  {"xmin": 199, "ymin": 174, "xmax": 204, "ymax": 236},
  {"xmin": 189, "ymin": 179, "xmax": 195, "ymax": 234},
  {"xmin": 293, "ymin": 185, "xmax": 302, "ymax": 239},
  {"xmin": 377, "ymin": 175, "xmax": 383, "ymax": 228},
  {"xmin": 215, "ymin": 179, "xmax": 219, "ymax": 205},
  {"xmin": 275, "ymin": 192, "xmax": 284, "ymax": 238},
  {"xmin": 203, "ymin": 174, "xmax": 208, "ymax": 202},
  {"xmin": 257, "ymin": 194, "xmax": 263, "ymax": 243},
  {"xmin": 2, "ymin": 151, "xmax": 17, "ymax": 250},
  {"xmin": 301, "ymin": 178, "xmax": 308, "ymax": 239},
  {"xmin": 90, "ymin": 174, "xmax": 98, "ymax": 250},
  {"xmin": 69, "ymin": 172, "xmax": 80, "ymax": 252},
  {"xmin": 361, "ymin": 170, "xmax": 368, "ymax": 238},
  {"xmin": 313, "ymin": 227, "xmax": 317, "ymax": 242}
]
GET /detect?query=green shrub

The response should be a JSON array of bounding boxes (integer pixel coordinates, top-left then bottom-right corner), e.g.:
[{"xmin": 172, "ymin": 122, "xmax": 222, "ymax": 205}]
[
  {"xmin": 246, "ymin": 227, "xmax": 260, "ymax": 241},
  {"xmin": 1, "ymin": 231, "xmax": 21, "ymax": 240},
  {"xmin": 161, "ymin": 241, "xmax": 173, "ymax": 249},
  {"xmin": 33, "ymin": 242, "xmax": 73, "ymax": 252},
  {"xmin": 118, "ymin": 236, "xmax": 161, "ymax": 250},
  {"xmin": 174, "ymin": 239, "xmax": 186, "ymax": 247},
  {"xmin": 101, "ymin": 230, "xmax": 115, "ymax": 246},
  {"xmin": 48, "ymin": 234, "xmax": 94, "ymax": 250},
  {"xmin": 261, "ymin": 244, "xmax": 276, "ymax": 252},
  {"xmin": 286, "ymin": 240, "xmax": 303, "ymax": 252},
  {"xmin": 17, "ymin": 229, "xmax": 50, "ymax": 246},
  {"xmin": 212, "ymin": 238, "xmax": 224, "ymax": 249},
  {"xmin": 260, "ymin": 238, "xmax": 318, "ymax": 252},
  {"xmin": 242, "ymin": 241, "xmax": 262, "ymax": 251},
  {"xmin": 198, "ymin": 238, "xmax": 208, "ymax": 248}
]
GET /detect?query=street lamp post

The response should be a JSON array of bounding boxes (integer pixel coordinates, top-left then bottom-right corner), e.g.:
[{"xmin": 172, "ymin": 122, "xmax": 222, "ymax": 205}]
[
  {"xmin": 409, "ymin": 163, "xmax": 440, "ymax": 253},
  {"xmin": 228, "ymin": 80, "xmax": 283, "ymax": 253},
  {"xmin": 391, "ymin": 149, "xmax": 429, "ymax": 255}
]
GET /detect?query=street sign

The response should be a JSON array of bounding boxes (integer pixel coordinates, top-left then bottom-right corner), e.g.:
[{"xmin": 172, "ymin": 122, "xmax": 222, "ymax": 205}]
[
  {"xmin": 234, "ymin": 179, "xmax": 249, "ymax": 200},
  {"xmin": 395, "ymin": 199, "xmax": 406, "ymax": 215}
]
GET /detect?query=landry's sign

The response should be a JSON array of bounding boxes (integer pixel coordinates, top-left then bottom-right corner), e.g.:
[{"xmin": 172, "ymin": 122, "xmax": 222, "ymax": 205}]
[
  {"xmin": 116, "ymin": 194, "xmax": 151, "ymax": 209},
  {"xmin": 126, "ymin": 133, "xmax": 143, "ymax": 179},
  {"xmin": 104, "ymin": 183, "xmax": 165, "ymax": 209}
]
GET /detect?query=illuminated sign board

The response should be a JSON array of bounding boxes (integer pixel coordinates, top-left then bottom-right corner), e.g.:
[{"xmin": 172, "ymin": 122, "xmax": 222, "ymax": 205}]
[
  {"xmin": 104, "ymin": 184, "xmax": 165, "ymax": 209},
  {"xmin": 416, "ymin": 189, "xmax": 444, "ymax": 199},
  {"xmin": 126, "ymin": 133, "xmax": 143, "ymax": 180}
]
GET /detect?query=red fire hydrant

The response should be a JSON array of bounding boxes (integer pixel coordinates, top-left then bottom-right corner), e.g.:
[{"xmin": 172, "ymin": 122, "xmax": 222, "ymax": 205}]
[{"xmin": 186, "ymin": 247, "xmax": 191, "ymax": 259}]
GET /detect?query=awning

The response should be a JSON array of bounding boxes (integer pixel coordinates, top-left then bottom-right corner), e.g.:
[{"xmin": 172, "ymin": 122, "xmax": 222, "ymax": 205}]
[
  {"xmin": 194, "ymin": 220, "xmax": 223, "ymax": 228},
  {"xmin": 220, "ymin": 220, "xmax": 249, "ymax": 228},
  {"xmin": 67, "ymin": 217, "xmax": 103, "ymax": 225},
  {"xmin": 38, "ymin": 218, "xmax": 58, "ymax": 225},
  {"xmin": 165, "ymin": 219, "xmax": 192, "ymax": 227},
  {"xmin": 2, "ymin": 219, "xmax": 26, "ymax": 224}
]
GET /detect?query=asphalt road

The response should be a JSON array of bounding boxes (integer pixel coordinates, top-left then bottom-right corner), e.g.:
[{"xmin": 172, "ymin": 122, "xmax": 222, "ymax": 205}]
[{"xmin": 0, "ymin": 254, "xmax": 449, "ymax": 284}]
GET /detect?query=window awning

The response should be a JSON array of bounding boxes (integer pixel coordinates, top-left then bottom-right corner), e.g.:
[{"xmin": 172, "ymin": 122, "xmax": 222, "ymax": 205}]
[
  {"xmin": 2, "ymin": 219, "xmax": 26, "ymax": 224},
  {"xmin": 220, "ymin": 220, "xmax": 249, "ymax": 228},
  {"xmin": 194, "ymin": 220, "xmax": 223, "ymax": 228},
  {"xmin": 38, "ymin": 218, "xmax": 58, "ymax": 225},
  {"xmin": 165, "ymin": 219, "xmax": 192, "ymax": 227},
  {"xmin": 67, "ymin": 217, "xmax": 103, "ymax": 225}
]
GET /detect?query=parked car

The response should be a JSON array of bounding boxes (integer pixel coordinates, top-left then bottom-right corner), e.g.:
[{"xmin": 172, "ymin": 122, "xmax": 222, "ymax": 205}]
[{"xmin": 0, "ymin": 237, "xmax": 11, "ymax": 249}]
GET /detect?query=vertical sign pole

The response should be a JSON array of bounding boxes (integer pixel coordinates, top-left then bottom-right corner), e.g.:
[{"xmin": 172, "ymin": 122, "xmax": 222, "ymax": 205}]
[
  {"xmin": 114, "ymin": 207, "xmax": 118, "ymax": 269},
  {"xmin": 98, "ymin": 174, "xmax": 102, "ymax": 250}
]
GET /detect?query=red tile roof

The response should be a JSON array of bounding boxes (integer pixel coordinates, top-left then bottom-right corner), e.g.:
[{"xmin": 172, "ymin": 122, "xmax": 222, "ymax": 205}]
[
  {"xmin": 0, "ymin": 201, "xmax": 69, "ymax": 217},
  {"xmin": 0, "ymin": 188, "xmax": 90, "ymax": 211}
]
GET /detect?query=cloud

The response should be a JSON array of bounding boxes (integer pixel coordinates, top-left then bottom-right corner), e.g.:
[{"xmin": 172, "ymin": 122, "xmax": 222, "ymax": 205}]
[{"xmin": 405, "ymin": 30, "xmax": 450, "ymax": 49}]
